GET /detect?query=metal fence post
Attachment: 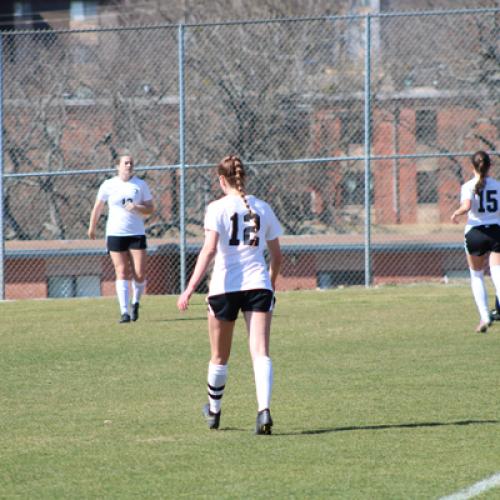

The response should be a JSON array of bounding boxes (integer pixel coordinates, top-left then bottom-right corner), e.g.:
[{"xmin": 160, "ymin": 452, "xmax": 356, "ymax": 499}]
[
  {"xmin": 364, "ymin": 14, "xmax": 372, "ymax": 288},
  {"xmin": 0, "ymin": 10, "xmax": 498, "ymax": 300},
  {"xmin": 0, "ymin": 34, "xmax": 4, "ymax": 300},
  {"xmin": 178, "ymin": 23, "xmax": 187, "ymax": 293}
]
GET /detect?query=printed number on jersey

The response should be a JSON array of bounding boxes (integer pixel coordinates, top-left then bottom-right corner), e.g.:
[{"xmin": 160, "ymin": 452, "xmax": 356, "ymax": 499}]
[
  {"xmin": 478, "ymin": 190, "xmax": 498, "ymax": 213},
  {"xmin": 229, "ymin": 212, "xmax": 261, "ymax": 246}
]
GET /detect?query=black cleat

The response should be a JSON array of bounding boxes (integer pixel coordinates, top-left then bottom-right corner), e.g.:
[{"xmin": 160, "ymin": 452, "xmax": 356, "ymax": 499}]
[
  {"xmin": 255, "ymin": 409, "xmax": 273, "ymax": 435},
  {"xmin": 476, "ymin": 320, "xmax": 491, "ymax": 333},
  {"xmin": 202, "ymin": 403, "xmax": 221, "ymax": 430},
  {"xmin": 490, "ymin": 309, "xmax": 500, "ymax": 322},
  {"xmin": 131, "ymin": 303, "xmax": 140, "ymax": 322},
  {"xmin": 119, "ymin": 313, "xmax": 131, "ymax": 323}
]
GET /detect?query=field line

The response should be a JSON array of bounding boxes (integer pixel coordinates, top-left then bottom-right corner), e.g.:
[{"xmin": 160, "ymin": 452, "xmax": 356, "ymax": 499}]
[{"xmin": 439, "ymin": 472, "xmax": 500, "ymax": 500}]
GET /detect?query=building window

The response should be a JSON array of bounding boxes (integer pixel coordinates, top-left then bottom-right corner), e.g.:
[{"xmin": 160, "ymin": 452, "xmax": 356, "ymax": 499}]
[
  {"xmin": 48, "ymin": 275, "xmax": 101, "ymax": 298},
  {"xmin": 70, "ymin": 1, "xmax": 97, "ymax": 21},
  {"xmin": 341, "ymin": 171, "xmax": 365, "ymax": 205},
  {"xmin": 417, "ymin": 170, "xmax": 438, "ymax": 204},
  {"xmin": 416, "ymin": 109, "xmax": 437, "ymax": 144},
  {"xmin": 14, "ymin": 1, "xmax": 33, "ymax": 28},
  {"xmin": 341, "ymin": 111, "xmax": 364, "ymax": 145}
]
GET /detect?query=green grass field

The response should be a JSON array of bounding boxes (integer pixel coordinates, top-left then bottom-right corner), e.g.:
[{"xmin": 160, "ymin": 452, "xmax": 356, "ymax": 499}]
[{"xmin": 1, "ymin": 285, "xmax": 499, "ymax": 499}]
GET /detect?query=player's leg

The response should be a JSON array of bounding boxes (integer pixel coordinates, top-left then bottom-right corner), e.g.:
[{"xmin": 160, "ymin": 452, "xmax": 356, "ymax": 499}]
[
  {"xmin": 466, "ymin": 253, "xmax": 490, "ymax": 332},
  {"xmin": 488, "ymin": 250, "xmax": 500, "ymax": 323},
  {"xmin": 202, "ymin": 316, "xmax": 235, "ymax": 429},
  {"xmin": 243, "ymin": 290, "xmax": 274, "ymax": 435},
  {"xmin": 109, "ymin": 250, "xmax": 132, "ymax": 322},
  {"xmin": 129, "ymin": 239, "xmax": 147, "ymax": 321},
  {"xmin": 245, "ymin": 310, "xmax": 273, "ymax": 406},
  {"xmin": 487, "ymin": 226, "xmax": 500, "ymax": 322}
]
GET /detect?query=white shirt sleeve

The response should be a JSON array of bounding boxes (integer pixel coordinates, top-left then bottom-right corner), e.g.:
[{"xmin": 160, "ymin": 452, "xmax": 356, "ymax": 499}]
[
  {"xmin": 97, "ymin": 180, "xmax": 109, "ymax": 202},
  {"xmin": 204, "ymin": 202, "xmax": 220, "ymax": 233},
  {"xmin": 460, "ymin": 182, "xmax": 474, "ymax": 204},
  {"xmin": 141, "ymin": 180, "xmax": 153, "ymax": 202},
  {"xmin": 265, "ymin": 204, "xmax": 283, "ymax": 240}
]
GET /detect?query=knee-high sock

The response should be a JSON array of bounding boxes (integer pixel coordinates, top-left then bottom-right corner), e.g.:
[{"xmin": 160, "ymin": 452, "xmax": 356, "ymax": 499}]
[
  {"xmin": 489, "ymin": 265, "xmax": 500, "ymax": 310},
  {"xmin": 469, "ymin": 269, "xmax": 490, "ymax": 323},
  {"xmin": 253, "ymin": 356, "xmax": 273, "ymax": 412},
  {"xmin": 115, "ymin": 279, "xmax": 130, "ymax": 315},
  {"xmin": 207, "ymin": 363, "xmax": 227, "ymax": 414},
  {"xmin": 132, "ymin": 280, "xmax": 146, "ymax": 305}
]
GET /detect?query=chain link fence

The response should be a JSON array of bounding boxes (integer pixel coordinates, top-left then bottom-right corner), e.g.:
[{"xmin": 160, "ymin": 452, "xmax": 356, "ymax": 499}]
[{"xmin": 1, "ymin": 8, "xmax": 499, "ymax": 299}]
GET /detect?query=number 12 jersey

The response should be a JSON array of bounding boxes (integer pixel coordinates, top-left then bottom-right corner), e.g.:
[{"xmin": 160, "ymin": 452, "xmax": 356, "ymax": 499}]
[{"xmin": 204, "ymin": 194, "xmax": 283, "ymax": 296}]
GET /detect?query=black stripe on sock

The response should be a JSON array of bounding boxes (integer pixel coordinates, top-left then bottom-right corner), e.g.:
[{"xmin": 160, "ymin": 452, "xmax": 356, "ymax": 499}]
[
  {"xmin": 207, "ymin": 383, "xmax": 225, "ymax": 392},
  {"xmin": 208, "ymin": 392, "xmax": 223, "ymax": 400}
]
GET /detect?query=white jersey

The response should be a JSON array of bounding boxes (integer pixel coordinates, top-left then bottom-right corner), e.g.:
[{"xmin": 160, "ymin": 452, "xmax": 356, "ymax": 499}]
[
  {"xmin": 461, "ymin": 176, "xmax": 500, "ymax": 234},
  {"xmin": 97, "ymin": 175, "xmax": 153, "ymax": 236},
  {"xmin": 204, "ymin": 194, "xmax": 283, "ymax": 296}
]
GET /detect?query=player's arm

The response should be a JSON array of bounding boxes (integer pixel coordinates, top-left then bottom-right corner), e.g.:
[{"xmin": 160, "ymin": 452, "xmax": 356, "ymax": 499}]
[
  {"xmin": 267, "ymin": 237, "xmax": 282, "ymax": 290},
  {"xmin": 88, "ymin": 199, "xmax": 105, "ymax": 239},
  {"xmin": 125, "ymin": 199, "xmax": 154, "ymax": 216},
  {"xmin": 177, "ymin": 229, "xmax": 219, "ymax": 311},
  {"xmin": 451, "ymin": 198, "xmax": 471, "ymax": 223}
]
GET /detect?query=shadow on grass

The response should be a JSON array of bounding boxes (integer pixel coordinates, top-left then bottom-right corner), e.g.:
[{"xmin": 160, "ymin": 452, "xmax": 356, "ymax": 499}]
[
  {"xmin": 277, "ymin": 419, "xmax": 499, "ymax": 436},
  {"xmin": 150, "ymin": 314, "xmax": 281, "ymax": 323},
  {"xmin": 149, "ymin": 317, "xmax": 207, "ymax": 322}
]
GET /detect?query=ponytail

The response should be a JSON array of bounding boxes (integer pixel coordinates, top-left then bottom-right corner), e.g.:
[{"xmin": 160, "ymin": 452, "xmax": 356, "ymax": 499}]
[{"xmin": 472, "ymin": 151, "xmax": 491, "ymax": 196}]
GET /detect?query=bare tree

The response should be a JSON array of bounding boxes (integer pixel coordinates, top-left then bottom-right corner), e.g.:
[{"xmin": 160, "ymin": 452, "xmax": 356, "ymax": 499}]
[
  {"xmin": 3, "ymin": 25, "xmax": 179, "ymax": 240},
  {"xmin": 3, "ymin": 1, "xmax": 497, "ymax": 240}
]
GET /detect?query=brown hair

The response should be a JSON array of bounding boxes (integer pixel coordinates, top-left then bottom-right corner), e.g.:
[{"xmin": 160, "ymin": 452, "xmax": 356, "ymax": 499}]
[
  {"xmin": 472, "ymin": 150, "xmax": 491, "ymax": 195},
  {"xmin": 218, "ymin": 155, "xmax": 258, "ymax": 246}
]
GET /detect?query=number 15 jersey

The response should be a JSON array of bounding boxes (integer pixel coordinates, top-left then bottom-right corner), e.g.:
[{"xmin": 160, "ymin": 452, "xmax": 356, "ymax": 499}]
[
  {"xmin": 204, "ymin": 194, "xmax": 283, "ymax": 296},
  {"xmin": 461, "ymin": 176, "xmax": 500, "ymax": 234}
]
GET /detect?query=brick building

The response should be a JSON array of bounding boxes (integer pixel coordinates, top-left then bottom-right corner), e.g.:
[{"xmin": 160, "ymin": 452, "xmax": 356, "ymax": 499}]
[{"xmin": 1, "ymin": 1, "xmax": 498, "ymax": 298}]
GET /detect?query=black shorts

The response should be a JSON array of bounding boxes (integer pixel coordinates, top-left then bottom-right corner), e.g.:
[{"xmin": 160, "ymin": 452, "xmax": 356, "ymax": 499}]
[
  {"xmin": 207, "ymin": 289, "xmax": 274, "ymax": 322},
  {"xmin": 465, "ymin": 225, "xmax": 500, "ymax": 256},
  {"xmin": 107, "ymin": 235, "xmax": 147, "ymax": 252}
]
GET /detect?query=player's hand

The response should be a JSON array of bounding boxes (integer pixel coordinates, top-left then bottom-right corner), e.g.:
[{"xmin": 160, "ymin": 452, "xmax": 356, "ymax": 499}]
[
  {"xmin": 124, "ymin": 201, "xmax": 136, "ymax": 212},
  {"xmin": 88, "ymin": 228, "xmax": 96, "ymax": 239},
  {"xmin": 177, "ymin": 290, "xmax": 192, "ymax": 311}
]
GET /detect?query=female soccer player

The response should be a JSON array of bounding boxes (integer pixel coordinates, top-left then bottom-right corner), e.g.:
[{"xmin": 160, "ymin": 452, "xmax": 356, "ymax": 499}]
[
  {"xmin": 177, "ymin": 155, "xmax": 283, "ymax": 434},
  {"xmin": 451, "ymin": 151, "xmax": 500, "ymax": 333},
  {"xmin": 88, "ymin": 155, "xmax": 154, "ymax": 323}
]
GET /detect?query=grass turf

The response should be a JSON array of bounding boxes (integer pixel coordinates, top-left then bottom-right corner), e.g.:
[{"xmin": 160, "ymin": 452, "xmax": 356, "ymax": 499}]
[{"xmin": 1, "ymin": 285, "xmax": 499, "ymax": 498}]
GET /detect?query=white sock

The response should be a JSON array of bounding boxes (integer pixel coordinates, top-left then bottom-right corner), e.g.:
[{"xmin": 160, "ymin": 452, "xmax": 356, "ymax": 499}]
[
  {"xmin": 207, "ymin": 363, "xmax": 228, "ymax": 414},
  {"xmin": 469, "ymin": 269, "xmax": 490, "ymax": 323},
  {"xmin": 132, "ymin": 280, "xmax": 146, "ymax": 305},
  {"xmin": 253, "ymin": 356, "xmax": 273, "ymax": 412},
  {"xmin": 115, "ymin": 279, "xmax": 130, "ymax": 315},
  {"xmin": 489, "ymin": 265, "xmax": 500, "ymax": 308}
]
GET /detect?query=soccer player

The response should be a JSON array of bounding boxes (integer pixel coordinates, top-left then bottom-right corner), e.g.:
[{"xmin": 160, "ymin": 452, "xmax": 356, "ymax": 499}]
[
  {"xmin": 88, "ymin": 155, "xmax": 154, "ymax": 323},
  {"xmin": 177, "ymin": 155, "xmax": 283, "ymax": 434},
  {"xmin": 451, "ymin": 151, "xmax": 500, "ymax": 333}
]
